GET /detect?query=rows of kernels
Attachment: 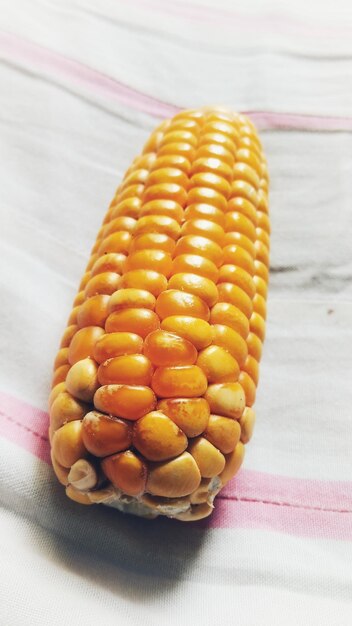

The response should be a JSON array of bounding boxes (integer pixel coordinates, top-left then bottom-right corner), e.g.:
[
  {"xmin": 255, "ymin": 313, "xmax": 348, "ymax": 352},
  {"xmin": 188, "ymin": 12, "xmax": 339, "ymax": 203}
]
[{"xmin": 50, "ymin": 108, "xmax": 269, "ymax": 513}]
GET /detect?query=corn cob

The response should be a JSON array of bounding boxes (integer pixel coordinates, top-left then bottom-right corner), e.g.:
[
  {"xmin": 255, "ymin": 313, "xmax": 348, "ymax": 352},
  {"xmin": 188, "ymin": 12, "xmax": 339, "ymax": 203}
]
[{"xmin": 49, "ymin": 107, "xmax": 270, "ymax": 521}]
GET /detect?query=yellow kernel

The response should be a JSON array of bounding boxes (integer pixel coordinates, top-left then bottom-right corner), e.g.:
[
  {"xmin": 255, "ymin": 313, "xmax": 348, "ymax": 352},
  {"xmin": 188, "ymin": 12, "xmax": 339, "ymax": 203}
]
[
  {"xmin": 152, "ymin": 365, "xmax": 208, "ymax": 398},
  {"xmin": 146, "ymin": 452, "xmax": 201, "ymax": 498},
  {"xmin": 157, "ymin": 397, "xmax": 210, "ymax": 438},
  {"xmin": 52, "ymin": 420, "xmax": 87, "ymax": 468},
  {"xmin": 144, "ymin": 330, "xmax": 197, "ymax": 367},
  {"xmin": 197, "ymin": 345, "xmax": 239, "ymax": 383},
  {"xmin": 211, "ymin": 324, "xmax": 248, "ymax": 368},
  {"xmin": 105, "ymin": 308, "xmax": 160, "ymax": 338},
  {"xmin": 210, "ymin": 302, "xmax": 249, "ymax": 339},
  {"xmin": 93, "ymin": 332, "xmax": 143, "ymax": 363},
  {"xmin": 239, "ymin": 407, "xmax": 256, "ymax": 444},
  {"xmin": 156, "ymin": 289, "xmax": 210, "ymax": 321},
  {"xmin": 161, "ymin": 316, "xmax": 212, "ymax": 350},
  {"xmin": 188, "ymin": 437, "xmax": 225, "ymax": 478},
  {"xmin": 94, "ymin": 384, "xmax": 156, "ymax": 421},
  {"xmin": 204, "ymin": 382, "xmax": 246, "ymax": 419},
  {"xmin": 108, "ymin": 288, "xmax": 156, "ymax": 313},
  {"xmin": 68, "ymin": 326, "xmax": 105, "ymax": 365},
  {"xmin": 168, "ymin": 273, "xmax": 218, "ymax": 308},
  {"xmin": 65, "ymin": 358, "xmax": 99, "ymax": 402},
  {"xmin": 204, "ymin": 415, "xmax": 241, "ymax": 454},
  {"xmin": 133, "ymin": 411, "xmax": 188, "ymax": 461},
  {"xmin": 120, "ymin": 269, "xmax": 167, "ymax": 297}
]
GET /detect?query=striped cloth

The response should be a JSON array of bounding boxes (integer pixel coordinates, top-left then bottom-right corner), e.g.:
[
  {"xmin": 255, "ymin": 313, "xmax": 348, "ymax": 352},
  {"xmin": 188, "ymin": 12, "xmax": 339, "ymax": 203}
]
[{"xmin": 1, "ymin": 1, "xmax": 352, "ymax": 623}]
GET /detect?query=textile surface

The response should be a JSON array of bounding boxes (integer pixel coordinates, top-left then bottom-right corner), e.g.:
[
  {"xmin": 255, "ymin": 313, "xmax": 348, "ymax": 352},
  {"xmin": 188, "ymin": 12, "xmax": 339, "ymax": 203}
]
[{"xmin": 0, "ymin": 1, "xmax": 352, "ymax": 624}]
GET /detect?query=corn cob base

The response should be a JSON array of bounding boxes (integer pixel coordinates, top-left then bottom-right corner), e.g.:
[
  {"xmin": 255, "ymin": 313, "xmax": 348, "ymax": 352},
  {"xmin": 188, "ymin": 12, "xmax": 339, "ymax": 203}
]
[{"xmin": 49, "ymin": 106, "xmax": 269, "ymax": 522}]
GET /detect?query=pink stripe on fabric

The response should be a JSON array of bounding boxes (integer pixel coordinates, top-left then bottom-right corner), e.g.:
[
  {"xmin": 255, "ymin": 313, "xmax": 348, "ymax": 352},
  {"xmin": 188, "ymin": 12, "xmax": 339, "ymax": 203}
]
[
  {"xmin": 120, "ymin": 0, "xmax": 349, "ymax": 39},
  {"xmin": 0, "ymin": 30, "xmax": 178, "ymax": 119},
  {"xmin": 1, "ymin": 30, "xmax": 352, "ymax": 131},
  {"xmin": 0, "ymin": 392, "xmax": 50, "ymax": 464},
  {"xmin": 200, "ymin": 497, "xmax": 352, "ymax": 540},
  {"xmin": 1, "ymin": 391, "xmax": 352, "ymax": 539}
]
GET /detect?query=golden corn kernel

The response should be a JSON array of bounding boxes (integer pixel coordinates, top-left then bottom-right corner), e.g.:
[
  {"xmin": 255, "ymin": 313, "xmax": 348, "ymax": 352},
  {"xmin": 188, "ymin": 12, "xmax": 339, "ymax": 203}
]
[
  {"xmin": 125, "ymin": 250, "xmax": 173, "ymax": 278},
  {"xmin": 147, "ymin": 452, "xmax": 201, "ymax": 498},
  {"xmin": 253, "ymin": 275, "xmax": 268, "ymax": 299},
  {"xmin": 191, "ymin": 157, "xmax": 233, "ymax": 183},
  {"xmin": 53, "ymin": 349, "xmax": 69, "ymax": 370},
  {"xmin": 140, "ymin": 199, "xmax": 184, "ymax": 223},
  {"xmin": 94, "ymin": 384, "xmax": 156, "ymax": 421},
  {"xmin": 204, "ymin": 382, "xmax": 245, "ymax": 419},
  {"xmin": 49, "ymin": 382, "xmax": 66, "ymax": 408},
  {"xmin": 60, "ymin": 324, "xmax": 78, "ymax": 348},
  {"xmin": 98, "ymin": 354, "xmax": 153, "ymax": 386},
  {"xmin": 217, "ymin": 283, "xmax": 253, "ymax": 319},
  {"xmin": 97, "ymin": 231, "xmax": 132, "ymax": 256},
  {"xmin": 239, "ymin": 371, "xmax": 256, "ymax": 407},
  {"xmin": 52, "ymin": 420, "xmax": 87, "ymax": 468},
  {"xmin": 51, "ymin": 449, "xmax": 70, "ymax": 486},
  {"xmin": 49, "ymin": 391, "xmax": 88, "ymax": 432},
  {"xmin": 181, "ymin": 218, "xmax": 225, "ymax": 246},
  {"xmin": 220, "ymin": 442, "xmax": 245, "ymax": 486},
  {"xmin": 84, "ymin": 272, "xmax": 120, "ymax": 298},
  {"xmin": 68, "ymin": 326, "xmax": 105, "ymax": 365},
  {"xmin": 144, "ymin": 330, "xmax": 197, "ymax": 367},
  {"xmin": 108, "ymin": 288, "xmax": 156, "ymax": 313},
  {"xmin": 174, "ymin": 234, "xmax": 223, "ymax": 267},
  {"xmin": 246, "ymin": 332, "xmax": 263, "ymax": 361},
  {"xmin": 210, "ymin": 302, "xmax": 249, "ymax": 339},
  {"xmin": 222, "ymin": 244, "xmax": 255, "ymax": 275},
  {"xmin": 120, "ymin": 269, "xmax": 167, "ymax": 297},
  {"xmin": 105, "ymin": 308, "xmax": 160, "ymax": 338},
  {"xmin": 243, "ymin": 355, "xmax": 259, "ymax": 386},
  {"xmin": 197, "ymin": 345, "xmax": 240, "ymax": 384},
  {"xmin": 225, "ymin": 212, "xmax": 257, "ymax": 242},
  {"xmin": 239, "ymin": 407, "xmax": 256, "ymax": 444},
  {"xmin": 152, "ymin": 365, "xmax": 208, "ymax": 398},
  {"xmin": 52, "ymin": 364, "xmax": 70, "ymax": 387},
  {"xmin": 187, "ymin": 186, "xmax": 228, "ymax": 212},
  {"xmin": 77, "ymin": 295, "xmax": 110, "ymax": 328},
  {"xmin": 227, "ymin": 196, "xmax": 257, "ymax": 225},
  {"xmin": 130, "ymin": 232, "xmax": 175, "ymax": 255},
  {"xmin": 188, "ymin": 437, "xmax": 225, "ymax": 478},
  {"xmin": 102, "ymin": 450, "xmax": 147, "ymax": 496},
  {"xmin": 233, "ymin": 163, "xmax": 260, "ymax": 189},
  {"xmin": 218, "ymin": 265, "xmax": 256, "ymax": 299},
  {"xmin": 211, "ymin": 324, "xmax": 248, "ymax": 367},
  {"xmin": 253, "ymin": 293, "xmax": 267, "ymax": 319},
  {"xmin": 65, "ymin": 358, "xmax": 99, "ymax": 402},
  {"xmin": 134, "ymin": 215, "xmax": 181, "ymax": 240},
  {"xmin": 146, "ymin": 167, "xmax": 189, "ymax": 190},
  {"xmin": 157, "ymin": 397, "xmax": 210, "ymax": 438},
  {"xmin": 161, "ymin": 316, "xmax": 212, "ymax": 350},
  {"xmin": 93, "ymin": 332, "xmax": 143, "ymax": 364},
  {"xmin": 224, "ymin": 232, "xmax": 255, "ymax": 257},
  {"xmin": 82, "ymin": 410, "xmax": 132, "ymax": 457},
  {"xmin": 102, "ymin": 216, "xmax": 137, "ymax": 237},
  {"xmin": 150, "ymin": 155, "xmax": 191, "ymax": 175},
  {"xmin": 171, "ymin": 254, "xmax": 219, "ymax": 283},
  {"xmin": 133, "ymin": 411, "xmax": 187, "ymax": 461},
  {"xmin": 168, "ymin": 273, "xmax": 218, "ymax": 308},
  {"xmin": 254, "ymin": 259, "xmax": 269, "ymax": 283},
  {"xmin": 155, "ymin": 289, "xmax": 210, "ymax": 321},
  {"xmin": 250, "ymin": 312, "xmax": 266, "ymax": 341},
  {"xmin": 184, "ymin": 203, "xmax": 225, "ymax": 227},
  {"xmin": 204, "ymin": 414, "xmax": 241, "ymax": 454},
  {"xmin": 110, "ymin": 197, "xmax": 141, "ymax": 218}
]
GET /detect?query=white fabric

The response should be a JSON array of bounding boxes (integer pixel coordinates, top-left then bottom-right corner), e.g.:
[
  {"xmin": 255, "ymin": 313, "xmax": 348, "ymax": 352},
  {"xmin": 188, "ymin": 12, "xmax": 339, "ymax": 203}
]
[{"xmin": 1, "ymin": 0, "xmax": 352, "ymax": 623}]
